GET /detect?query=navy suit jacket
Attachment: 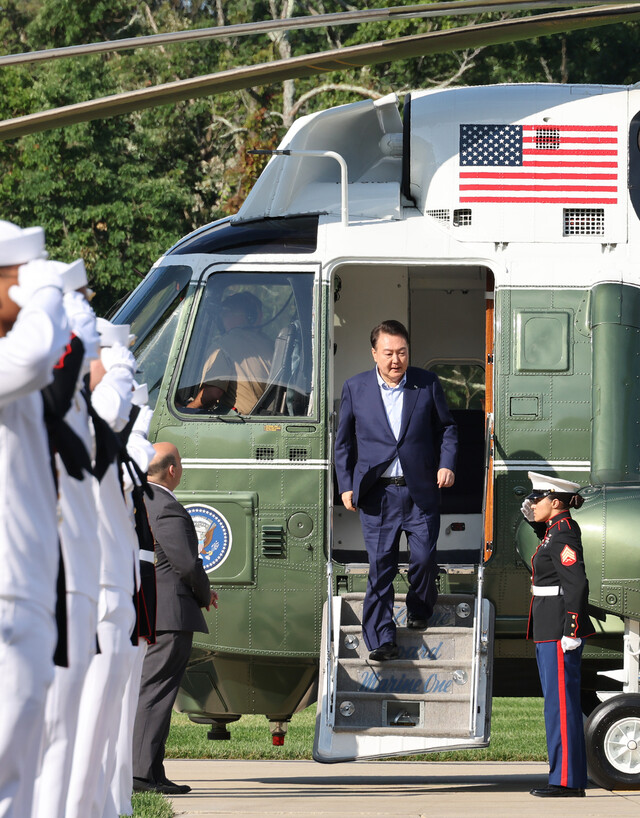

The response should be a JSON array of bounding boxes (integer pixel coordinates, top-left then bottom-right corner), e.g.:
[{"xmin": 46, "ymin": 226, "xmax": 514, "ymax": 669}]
[{"xmin": 335, "ymin": 366, "xmax": 458, "ymax": 511}]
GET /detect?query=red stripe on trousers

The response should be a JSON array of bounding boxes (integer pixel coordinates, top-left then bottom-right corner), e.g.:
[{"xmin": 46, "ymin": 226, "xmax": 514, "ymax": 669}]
[{"xmin": 556, "ymin": 641, "xmax": 569, "ymax": 787}]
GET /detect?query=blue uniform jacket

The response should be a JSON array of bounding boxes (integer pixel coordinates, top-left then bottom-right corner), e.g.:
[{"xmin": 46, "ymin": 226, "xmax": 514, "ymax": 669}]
[
  {"xmin": 526, "ymin": 510, "xmax": 596, "ymax": 642},
  {"xmin": 334, "ymin": 366, "xmax": 458, "ymax": 511}
]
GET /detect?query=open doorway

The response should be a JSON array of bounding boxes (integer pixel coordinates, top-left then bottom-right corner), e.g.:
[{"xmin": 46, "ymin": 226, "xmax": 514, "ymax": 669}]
[{"xmin": 331, "ymin": 262, "xmax": 493, "ymax": 566}]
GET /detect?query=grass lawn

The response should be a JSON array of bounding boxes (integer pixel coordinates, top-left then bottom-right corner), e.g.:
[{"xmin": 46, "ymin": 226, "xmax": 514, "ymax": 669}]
[
  {"xmin": 165, "ymin": 697, "xmax": 548, "ymax": 762},
  {"xmin": 130, "ymin": 792, "xmax": 173, "ymax": 818},
  {"xmin": 131, "ymin": 697, "xmax": 548, "ymax": 815}
]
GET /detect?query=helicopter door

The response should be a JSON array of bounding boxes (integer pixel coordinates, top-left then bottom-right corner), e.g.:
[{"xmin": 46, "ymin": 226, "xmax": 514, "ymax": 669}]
[{"xmin": 316, "ymin": 264, "xmax": 495, "ymax": 762}]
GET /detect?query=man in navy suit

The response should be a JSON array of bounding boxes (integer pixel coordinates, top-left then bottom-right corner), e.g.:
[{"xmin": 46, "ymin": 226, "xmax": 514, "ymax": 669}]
[{"xmin": 335, "ymin": 320, "xmax": 457, "ymax": 661}]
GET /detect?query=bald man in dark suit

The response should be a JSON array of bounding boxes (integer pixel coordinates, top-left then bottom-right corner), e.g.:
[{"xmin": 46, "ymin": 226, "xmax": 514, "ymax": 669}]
[{"xmin": 132, "ymin": 442, "xmax": 216, "ymax": 795}]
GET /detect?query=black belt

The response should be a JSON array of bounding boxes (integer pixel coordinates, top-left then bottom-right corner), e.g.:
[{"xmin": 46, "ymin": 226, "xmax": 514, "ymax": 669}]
[{"xmin": 379, "ymin": 476, "xmax": 406, "ymax": 486}]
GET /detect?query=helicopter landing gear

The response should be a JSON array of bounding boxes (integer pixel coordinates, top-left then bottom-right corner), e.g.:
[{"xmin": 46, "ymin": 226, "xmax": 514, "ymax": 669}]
[
  {"xmin": 268, "ymin": 718, "xmax": 290, "ymax": 746},
  {"xmin": 585, "ymin": 693, "xmax": 640, "ymax": 790}
]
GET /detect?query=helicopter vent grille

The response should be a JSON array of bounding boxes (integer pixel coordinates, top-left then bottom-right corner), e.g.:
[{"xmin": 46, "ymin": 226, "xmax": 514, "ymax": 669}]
[
  {"xmin": 535, "ymin": 127, "xmax": 560, "ymax": 150},
  {"xmin": 453, "ymin": 209, "xmax": 472, "ymax": 227},
  {"xmin": 261, "ymin": 525, "xmax": 285, "ymax": 557},
  {"xmin": 563, "ymin": 208, "xmax": 604, "ymax": 236},
  {"xmin": 426, "ymin": 209, "xmax": 450, "ymax": 222},
  {"xmin": 289, "ymin": 447, "xmax": 308, "ymax": 461},
  {"xmin": 255, "ymin": 446, "xmax": 275, "ymax": 460}
]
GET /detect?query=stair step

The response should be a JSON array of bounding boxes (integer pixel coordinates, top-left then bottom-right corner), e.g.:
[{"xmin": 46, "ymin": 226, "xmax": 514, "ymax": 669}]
[
  {"xmin": 338, "ymin": 658, "xmax": 473, "ymax": 669},
  {"xmin": 337, "ymin": 660, "xmax": 474, "ymax": 696},
  {"xmin": 331, "ymin": 725, "xmax": 473, "ymax": 737},
  {"xmin": 335, "ymin": 691, "xmax": 471, "ymax": 702},
  {"xmin": 340, "ymin": 624, "xmax": 472, "ymax": 634},
  {"xmin": 339, "ymin": 593, "xmax": 477, "ymax": 629},
  {"xmin": 333, "ymin": 690, "xmax": 473, "ymax": 732},
  {"xmin": 338, "ymin": 626, "xmax": 474, "ymax": 661}
]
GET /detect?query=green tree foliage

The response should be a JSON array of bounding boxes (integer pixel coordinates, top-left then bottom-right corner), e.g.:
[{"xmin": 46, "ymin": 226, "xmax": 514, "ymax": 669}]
[{"xmin": 1, "ymin": 0, "xmax": 639, "ymax": 309}]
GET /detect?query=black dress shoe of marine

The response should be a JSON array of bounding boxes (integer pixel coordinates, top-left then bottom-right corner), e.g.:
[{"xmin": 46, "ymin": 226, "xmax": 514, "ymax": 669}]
[
  {"xmin": 529, "ymin": 785, "xmax": 585, "ymax": 797},
  {"xmin": 369, "ymin": 642, "xmax": 399, "ymax": 661},
  {"xmin": 406, "ymin": 616, "xmax": 428, "ymax": 629}
]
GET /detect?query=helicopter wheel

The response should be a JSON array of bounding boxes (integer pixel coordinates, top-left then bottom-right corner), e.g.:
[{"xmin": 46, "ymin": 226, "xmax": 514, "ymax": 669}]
[{"xmin": 585, "ymin": 693, "xmax": 640, "ymax": 790}]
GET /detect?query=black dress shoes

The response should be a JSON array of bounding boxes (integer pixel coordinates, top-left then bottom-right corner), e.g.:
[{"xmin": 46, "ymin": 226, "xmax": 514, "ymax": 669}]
[
  {"xmin": 369, "ymin": 642, "xmax": 399, "ymax": 661},
  {"xmin": 133, "ymin": 776, "xmax": 191, "ymax": 795},
  {"xmin": 529, "ymin": 785, "xmax": 585, "ymax": 797},
  {"xmin": 160, "ymin": 778, "xmax": 191, "ymax": 794},
  {"xmin": 406, "ymin": 616, "xmax": 428, "ymax": 629}
]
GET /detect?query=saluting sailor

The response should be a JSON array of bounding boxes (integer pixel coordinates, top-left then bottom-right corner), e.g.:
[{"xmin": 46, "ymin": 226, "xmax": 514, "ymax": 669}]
[
  {"xmin": 32, "ymin": 258, "xmax": 102, "ymax": 818},
  {"xmin": 521, "ymin": 471, "xmax": 595, "ymax": 798},
  {"xmin": 0, "ymin": 220, "xmax": 69, "ymax": 818},
  {"xmin": 66, "ymin": 318, "xmax": 140, "ymax": 818}
]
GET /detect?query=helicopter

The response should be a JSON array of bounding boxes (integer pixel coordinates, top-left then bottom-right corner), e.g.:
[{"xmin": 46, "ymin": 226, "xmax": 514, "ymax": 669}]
[{"xmin": 3, "ymin": 0, "xmax": 640, "ymax": 791}]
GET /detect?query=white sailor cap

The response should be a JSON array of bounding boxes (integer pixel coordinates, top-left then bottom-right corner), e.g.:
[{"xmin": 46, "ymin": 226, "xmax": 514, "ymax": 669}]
[
  {"xmin": 56, "ymin": 258, "xmax": 87, "ymax": 294},
  {"xmin": 526, "ymin": 471, "xmax": 581, "ymax": 501},
  {"xmin": 96, "ymin": 317, "xmax": 133, "ymax": 348},
  {"xmin": 0, "ymin": 220, "xmax": 47, "ymax": 266}
]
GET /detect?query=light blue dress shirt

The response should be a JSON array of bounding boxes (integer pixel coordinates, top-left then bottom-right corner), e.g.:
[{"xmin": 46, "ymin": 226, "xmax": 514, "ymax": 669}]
[{"xmin": 377, "ymin": 368, "xmax": 405, "ymax": 478}]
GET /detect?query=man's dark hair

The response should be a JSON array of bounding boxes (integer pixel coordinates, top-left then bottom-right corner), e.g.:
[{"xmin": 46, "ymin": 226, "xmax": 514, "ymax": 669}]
[
  {"xmin": 221, "ymin": 291, "xmax": 262, "ymax": 326},
  {"xmin": 147, "ymin": 451, "xmax": 177, "ymax": 478},
  {"xmin": 370, "ymin": 320, "xmax": 409, "ymax": 349}
]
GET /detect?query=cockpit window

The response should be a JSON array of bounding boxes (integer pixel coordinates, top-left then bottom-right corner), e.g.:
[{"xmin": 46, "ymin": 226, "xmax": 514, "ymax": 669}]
[
  {"xmin": 115, "ymin": 264, "xmax": 192, "ymax": 409},
  {"xmin": 175, "ymin": 271, "xmax": 315, "ymax": 418}
]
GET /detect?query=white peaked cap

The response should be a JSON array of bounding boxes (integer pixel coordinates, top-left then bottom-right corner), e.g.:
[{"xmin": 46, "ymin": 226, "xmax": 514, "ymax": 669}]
[
  {"xmin": 527, "ymin": 471, "xmax": 581, "ymax": 498},
  {"xmin": 0, "ymin": 220, "xmax": 47, "ymax": 266},
  {"xmin": 56, "ymin": 258, "xmax": 87, "ymax": 293},
  {"xmin": 96, "ymin": 316, "xmax": 131, "ymax": 348},
  {"xmin": 132, "ymin": 381, "xmax": 149, "ymax": 406}
]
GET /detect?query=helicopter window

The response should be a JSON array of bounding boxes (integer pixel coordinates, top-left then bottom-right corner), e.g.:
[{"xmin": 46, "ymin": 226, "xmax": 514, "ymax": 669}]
[
  {"xmin": 175, "ymin": 271, "xmax": 314, "ymax": 418},
  {"xmin": 427, "ymin": 362, "xmax": 485, "ymax": 411},
  {"xmin": 427, "ymin": 361, "xmax": 486, "ymax": 516},
  {"xmin": 114, "ymin": 264, "xmax": 192, "ymax": 409}
]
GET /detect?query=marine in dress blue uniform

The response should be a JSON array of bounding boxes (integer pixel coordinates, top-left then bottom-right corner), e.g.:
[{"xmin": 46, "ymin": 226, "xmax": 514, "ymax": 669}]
[{"xmin": 522, "ymin": 472, "xmax": 595, "ymax": 798}]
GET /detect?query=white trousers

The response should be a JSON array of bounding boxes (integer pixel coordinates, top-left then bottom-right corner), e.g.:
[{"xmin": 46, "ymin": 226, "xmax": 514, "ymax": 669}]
[
  {"xmin": 31, "ymin": 592, "xmax": 97, "ymax": 818},
  {"xmin": 104, "ymin": 640, "xmax": 147, "ymax": 817},
  {"xmin": 0, "ymin": 598, "xmax": 55, "ymax": 818},
  {"xmin": 65, "ymin": 586, "xmax": 136, "ymax": 818}
]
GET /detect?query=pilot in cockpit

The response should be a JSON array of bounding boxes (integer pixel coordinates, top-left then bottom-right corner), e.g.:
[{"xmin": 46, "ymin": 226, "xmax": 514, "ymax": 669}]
[{"xmin": 187, "ymin": 291, "xmax": 273, "ymax": 415}]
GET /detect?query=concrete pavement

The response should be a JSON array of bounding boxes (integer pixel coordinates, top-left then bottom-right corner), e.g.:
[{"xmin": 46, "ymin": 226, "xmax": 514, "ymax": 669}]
[{"xmin": 164, "ymin": 759, "xmax": 640, "ymax": 817}]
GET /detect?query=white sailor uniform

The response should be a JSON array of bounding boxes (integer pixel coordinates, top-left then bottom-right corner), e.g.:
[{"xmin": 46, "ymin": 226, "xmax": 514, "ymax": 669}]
[
  {"xmin": 66, "ymin": 337, "xmax": 139, "ymax": 818},
  {"xmin": 106, "ymin": 392, "xmax": 156, "ymax": 818},
  {"xmin": 32, "ymin": 274, "xmax": 102, "ymax": 818},
  {"xmin": 0, "ymin": 246, "xmax": 68, "ymax": 818}
]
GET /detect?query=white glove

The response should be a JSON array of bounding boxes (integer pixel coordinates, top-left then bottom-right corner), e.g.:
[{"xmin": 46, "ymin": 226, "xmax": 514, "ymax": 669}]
[
  {"xmin": 132, "ymin": 381, "xmax": 149, "ymax": 407},
  {"xmin": 101, "ymin": 343, "xmax": 136, "ymax": 374},
  {"xmin": 126, "ymin": 434, "xmax": 156, "ymax": 476},
  {"xmin": 521, "ymin": 498, "xmax": 535, "ymax": 521},
  {"xmin": 561, "ymin": 636, "xmax": 582, "ymax": 652},
  {"xmin": 131, "ymin": 404, "xmax": 154, "ymax": 438},
  {"xmin": 63, "ymin": 291, "xmax": 100, "ymax": 359},
  {"xmin": 8, "ymin": 258, "xmax": 63, "ymax": 307}
]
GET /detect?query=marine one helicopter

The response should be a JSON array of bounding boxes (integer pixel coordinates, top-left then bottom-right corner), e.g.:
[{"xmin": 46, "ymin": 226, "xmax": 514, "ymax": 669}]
[{"xmin": 4, "ymin": 0, "xmax": 640, "ymax": 790}]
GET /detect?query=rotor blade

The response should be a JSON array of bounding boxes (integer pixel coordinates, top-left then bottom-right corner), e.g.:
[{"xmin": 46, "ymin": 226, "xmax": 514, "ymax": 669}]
[
  {"xmin": 2, "ymin": 3, "xmax": 639, "ymax": 142},
  {"xmin": 0, "ymin": 0, "xmax": 636, "ymax": 67}
]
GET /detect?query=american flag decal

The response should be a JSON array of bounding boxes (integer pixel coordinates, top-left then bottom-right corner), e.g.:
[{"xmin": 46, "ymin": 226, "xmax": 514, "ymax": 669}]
[{"xmin": 459, "ymin": 123, "xmax": 618, "ymax": 204}]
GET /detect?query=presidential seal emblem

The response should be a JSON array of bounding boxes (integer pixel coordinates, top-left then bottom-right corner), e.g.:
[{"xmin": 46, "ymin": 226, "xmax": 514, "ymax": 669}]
[{"xmin": 184, "ymin": 504, "xmax": 232, "ymax": 573}]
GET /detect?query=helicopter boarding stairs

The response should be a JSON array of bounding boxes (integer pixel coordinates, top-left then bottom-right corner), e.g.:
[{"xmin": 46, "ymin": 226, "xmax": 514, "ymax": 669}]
[{"xmin": 313, "ymin": 572, "xmax": 495, "ymax": 762}]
